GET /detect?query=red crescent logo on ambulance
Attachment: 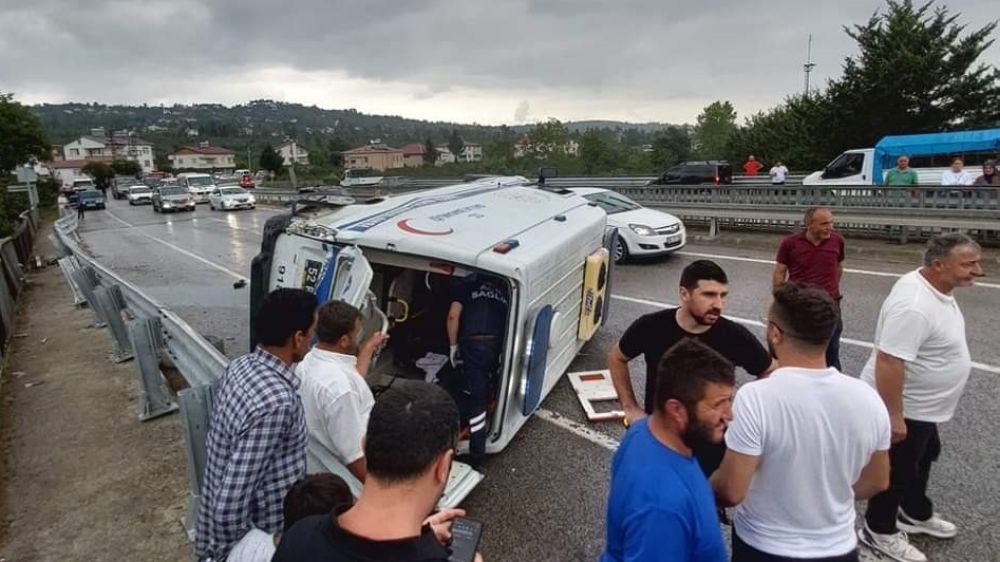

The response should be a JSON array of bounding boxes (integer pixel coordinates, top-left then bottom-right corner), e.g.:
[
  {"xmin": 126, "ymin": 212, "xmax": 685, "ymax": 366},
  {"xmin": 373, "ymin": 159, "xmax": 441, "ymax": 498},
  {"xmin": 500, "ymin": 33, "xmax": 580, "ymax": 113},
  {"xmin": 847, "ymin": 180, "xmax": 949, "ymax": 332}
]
[{"xmin": 397, "ymin": 219, "xmax": 453, "ymax": 236}]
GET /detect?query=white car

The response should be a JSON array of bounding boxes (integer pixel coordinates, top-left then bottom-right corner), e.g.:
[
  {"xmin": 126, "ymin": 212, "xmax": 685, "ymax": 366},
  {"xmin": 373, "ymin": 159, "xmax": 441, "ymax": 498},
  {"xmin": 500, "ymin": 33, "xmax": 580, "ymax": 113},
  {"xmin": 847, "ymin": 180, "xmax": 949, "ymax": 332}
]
[
  {"xmin": 127, "ymin": 185, "xmax": 154, "ymax": 205},
  {"xmin": 571, "ymin": 187, "xmax": 686, "ymax": 263},
  {"xmin": 209, "ymin": 187, "xmax": 256, "ymax": 211}
]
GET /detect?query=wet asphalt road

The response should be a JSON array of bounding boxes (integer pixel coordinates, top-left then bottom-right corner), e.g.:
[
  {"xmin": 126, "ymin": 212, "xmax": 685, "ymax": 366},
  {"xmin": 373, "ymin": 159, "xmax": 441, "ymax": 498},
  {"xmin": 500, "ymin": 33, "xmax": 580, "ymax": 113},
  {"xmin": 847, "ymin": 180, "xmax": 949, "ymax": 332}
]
[{"xmin": 75, "ymin": 197, "xmax": 1000, "ymax": 561}]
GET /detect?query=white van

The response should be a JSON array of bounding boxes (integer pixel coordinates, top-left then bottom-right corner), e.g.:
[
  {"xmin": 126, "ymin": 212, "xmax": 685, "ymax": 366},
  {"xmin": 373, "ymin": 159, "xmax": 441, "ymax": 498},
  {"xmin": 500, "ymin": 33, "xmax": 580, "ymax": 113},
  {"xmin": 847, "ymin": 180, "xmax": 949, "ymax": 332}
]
[
  {"xmin": 175, "ymin": 172, "xmax": 216, "ymax": 203},
  {"xmin": 803, "ymin": 128, "xmax": 1000, "ymax": 186},
  {"xmin": 249, "ymin": 176, "xmax": 616, "ymax": 501}
]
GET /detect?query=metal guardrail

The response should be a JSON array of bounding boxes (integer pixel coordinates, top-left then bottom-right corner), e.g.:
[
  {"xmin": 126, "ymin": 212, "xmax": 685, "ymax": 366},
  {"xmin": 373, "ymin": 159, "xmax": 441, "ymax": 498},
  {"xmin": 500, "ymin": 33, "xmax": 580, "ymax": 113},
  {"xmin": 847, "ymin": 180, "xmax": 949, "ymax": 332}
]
[
  {"xmin": 253, "ymin": 179, "xmax": 1000, "ymax": 242},
  {"xmin": 0, "ymin": 209, "xmax": 40, "ymax": 368},
  {"xmin": 50, "ymin": 206, "xmax": 480, "ymax": 541},
  {"xmin": 52, "ymin": 210, "xmax": 231, "ymax": 537}
]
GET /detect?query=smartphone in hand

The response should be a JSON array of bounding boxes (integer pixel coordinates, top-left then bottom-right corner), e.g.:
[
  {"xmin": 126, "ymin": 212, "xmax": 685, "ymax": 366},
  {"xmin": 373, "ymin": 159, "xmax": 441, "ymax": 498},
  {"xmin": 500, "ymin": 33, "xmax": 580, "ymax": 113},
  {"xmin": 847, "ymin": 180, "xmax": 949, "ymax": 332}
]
[{"xmin": 448, "ymin": 517, "xmax": 483, "ymax": 562}]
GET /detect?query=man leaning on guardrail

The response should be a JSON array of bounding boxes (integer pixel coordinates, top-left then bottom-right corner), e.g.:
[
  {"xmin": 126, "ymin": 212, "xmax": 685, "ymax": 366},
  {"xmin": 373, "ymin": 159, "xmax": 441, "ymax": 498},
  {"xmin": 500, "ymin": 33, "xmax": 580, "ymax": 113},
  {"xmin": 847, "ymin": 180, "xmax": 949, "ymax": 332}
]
[{"xmin": 195, "ymin": 288, "xmax": 319, "ymax": 562}]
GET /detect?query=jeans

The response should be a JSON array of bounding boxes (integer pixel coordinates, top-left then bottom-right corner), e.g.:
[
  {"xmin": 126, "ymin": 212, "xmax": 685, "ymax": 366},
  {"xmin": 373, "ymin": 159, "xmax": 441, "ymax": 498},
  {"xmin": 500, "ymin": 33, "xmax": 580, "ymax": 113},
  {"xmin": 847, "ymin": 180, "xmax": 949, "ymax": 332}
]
[
  {"xmin": 865, "ymin": 419, "xmax": 940, "ymax": 534},
  {"xmin": 457, "ymin": 334, "xmax": 502, "ymax": 459},
  {"xmin": 733, "ymin": 532, "xmax": 858, "ymax": 561},
  {"xmin": 826, "ymin": 311, "xmax": 843, "ymax": 371}
]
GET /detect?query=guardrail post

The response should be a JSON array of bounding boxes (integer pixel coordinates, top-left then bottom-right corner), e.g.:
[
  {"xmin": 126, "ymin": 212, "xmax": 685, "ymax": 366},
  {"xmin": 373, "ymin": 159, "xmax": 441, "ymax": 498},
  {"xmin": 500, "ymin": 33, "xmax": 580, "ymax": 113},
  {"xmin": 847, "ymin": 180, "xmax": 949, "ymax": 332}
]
[
  {"xmin": 128, "ymin": 316, "xmax": 179, "ymax": 421},
  {"xmin": 71, "ymin": 266, "xmax": 107, "ymax": 327},
  {"xmin": 708, "ymin": 217, "xmax": 719, "ymax": 238},
  {"xmin": 93, "ymin": 285, "xmax": 134, "ymax": 363},
  {"xmin": 178, "ymin": 383, "xmax": 214, "ymax": 541},
  {"xmin": 57, "ymin": 256, "xmax": 87, "ymax": 306}
]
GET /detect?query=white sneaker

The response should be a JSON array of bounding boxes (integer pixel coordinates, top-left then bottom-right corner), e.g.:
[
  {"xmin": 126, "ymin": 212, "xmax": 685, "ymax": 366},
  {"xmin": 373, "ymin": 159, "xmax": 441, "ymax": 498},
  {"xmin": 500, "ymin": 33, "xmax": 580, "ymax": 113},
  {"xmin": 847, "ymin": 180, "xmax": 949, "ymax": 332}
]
[
  {"xmin": 897, "ymin": 509, "xmax": 958, "ymax": 539},
  {"xmin": 858, "ymin": 525, "xmax": 927, "ymax": 562}
]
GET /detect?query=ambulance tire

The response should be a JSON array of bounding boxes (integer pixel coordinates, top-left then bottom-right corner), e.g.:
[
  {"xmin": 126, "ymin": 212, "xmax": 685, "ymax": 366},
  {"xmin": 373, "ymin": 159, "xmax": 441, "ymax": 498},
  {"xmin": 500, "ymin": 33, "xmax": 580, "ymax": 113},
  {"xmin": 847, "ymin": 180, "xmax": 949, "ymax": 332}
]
[{"xmin": 614, "ymin": 236, "xmax": 628, "ymax": 264}]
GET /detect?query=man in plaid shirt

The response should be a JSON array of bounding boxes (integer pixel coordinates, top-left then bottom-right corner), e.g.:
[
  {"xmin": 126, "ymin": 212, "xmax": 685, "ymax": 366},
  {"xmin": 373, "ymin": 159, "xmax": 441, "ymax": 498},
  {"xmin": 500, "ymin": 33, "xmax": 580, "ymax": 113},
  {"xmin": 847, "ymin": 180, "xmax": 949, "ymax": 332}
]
[{"xmin": 196, "ymin": 288, "xmax": 319, "ymax": 561}]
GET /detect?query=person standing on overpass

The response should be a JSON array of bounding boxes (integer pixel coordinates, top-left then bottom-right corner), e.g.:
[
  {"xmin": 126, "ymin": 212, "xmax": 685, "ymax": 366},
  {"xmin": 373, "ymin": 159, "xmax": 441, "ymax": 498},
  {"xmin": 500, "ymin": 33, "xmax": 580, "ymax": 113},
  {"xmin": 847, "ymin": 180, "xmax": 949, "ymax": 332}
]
[
  {"xmin": 712, "ymin": 283, "xmax": 890, "ymax": 562},
  {"xmin": 769, "ymin": 161, "xmax": 789, "ymax": 185},
  {"xmin": 886, "ymin": 156, "xmax": 918, "ymax": 186},
  {"xmin": 744, "ymin": 155, "xmax": 763, "ymax": 177},
  {"xmin": 772, "ymin": 207, "xmax": 845, "ymax": 370},
  {"xmin": 608, "ymin": 260, "xmax": 775, "ymax": 477},
  {"xmin": 858, "ymin": 233, "xmax": 984, "ymax": 562}
]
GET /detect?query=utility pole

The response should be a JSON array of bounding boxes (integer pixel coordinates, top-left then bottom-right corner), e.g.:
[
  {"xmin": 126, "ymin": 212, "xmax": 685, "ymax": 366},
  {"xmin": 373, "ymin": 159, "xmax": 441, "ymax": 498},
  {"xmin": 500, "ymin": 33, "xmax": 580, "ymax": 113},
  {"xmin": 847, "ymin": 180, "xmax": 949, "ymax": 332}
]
[
  {"xmin": 803, "ymin": 34, "xmax": 816, "ymax": 97},
  {"xmin": 247, "ymin": 145, "xmax": 253, "ymax": 173},
  {"xmin": 287, "ymin": 138, "xmax": 298, "ymax": 189}
]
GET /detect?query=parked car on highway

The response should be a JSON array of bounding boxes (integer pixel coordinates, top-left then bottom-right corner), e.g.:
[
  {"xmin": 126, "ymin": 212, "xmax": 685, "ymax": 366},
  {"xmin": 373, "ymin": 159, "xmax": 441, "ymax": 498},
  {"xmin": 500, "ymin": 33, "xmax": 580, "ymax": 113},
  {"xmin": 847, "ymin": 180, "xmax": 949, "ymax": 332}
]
[
  {"xmin": 571, "ymin": 187, "xmax": 685, "ymax": 263},
  {"xmin": 209, "ymin": 187, "xmax": 256, "ymax": 211},
  {"xmin": 127, "ymin": 185, "xmax": 154, "ymax": 205},
  {"xmin": 239, "ymin": 173, "xmax": 256, "ymax": 189},
  {"xmin": 76, "ymin": 189, "xmax": 106, "ymax": 210},
  {"xmin": 152, "ymin": 186, "xmax": 196, "ymax": 213},
  {"xmin": 647, "ymin": 161, "xmax": 733, "ymax": 186}
]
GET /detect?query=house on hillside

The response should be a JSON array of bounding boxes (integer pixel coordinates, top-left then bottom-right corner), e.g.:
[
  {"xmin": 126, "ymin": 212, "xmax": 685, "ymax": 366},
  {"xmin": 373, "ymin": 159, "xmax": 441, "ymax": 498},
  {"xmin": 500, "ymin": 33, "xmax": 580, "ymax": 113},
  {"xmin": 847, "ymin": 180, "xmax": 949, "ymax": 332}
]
[
  {"xmin": 61, "ymin": 128, "xmax": 155, "ymax": 172},
  {"xmin": 400, "ymin": 143, "xmax": 430, "ymax": 167},
  {"xmin": 48, "ymin": 158, "xmax": 114, "ymax": 187},
  {"xmin": 169, "ymin": 142, "xmax": 236, "ymax": 172},
  {"xmin": 276, "ymin": 141, "xmax": 309, "ymax": 166},
  {"xmin": 513, "ymin": 137, "xmax": 579, "ymax": 158},
  {"xmin": 434, "ymin": 143, "xmax": 483, "ymax": 165},
  {"xmin": 342, "ymin": 144, "xmax": 404, "ymax": 171}
]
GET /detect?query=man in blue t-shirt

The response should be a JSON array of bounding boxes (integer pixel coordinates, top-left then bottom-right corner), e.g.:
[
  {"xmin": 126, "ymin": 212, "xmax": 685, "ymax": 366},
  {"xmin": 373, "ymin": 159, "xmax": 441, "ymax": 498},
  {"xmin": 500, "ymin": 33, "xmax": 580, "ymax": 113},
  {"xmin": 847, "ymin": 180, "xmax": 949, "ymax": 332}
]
[
  {"xmin": 447, "ymin": 275, "xmax": 509, "ymax": 466},
  {"xmin": 602, "ymin": 338, "xmax": 734, "ymax": 562}
]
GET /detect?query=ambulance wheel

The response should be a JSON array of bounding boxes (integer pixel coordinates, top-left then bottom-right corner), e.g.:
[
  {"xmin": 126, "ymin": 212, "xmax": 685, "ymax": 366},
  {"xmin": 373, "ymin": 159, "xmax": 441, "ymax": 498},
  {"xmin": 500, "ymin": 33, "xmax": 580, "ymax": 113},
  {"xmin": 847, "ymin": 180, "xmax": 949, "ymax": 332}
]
[{"xmin": 614, "ymin": 236, "xmax": 628, "ymax": 264}]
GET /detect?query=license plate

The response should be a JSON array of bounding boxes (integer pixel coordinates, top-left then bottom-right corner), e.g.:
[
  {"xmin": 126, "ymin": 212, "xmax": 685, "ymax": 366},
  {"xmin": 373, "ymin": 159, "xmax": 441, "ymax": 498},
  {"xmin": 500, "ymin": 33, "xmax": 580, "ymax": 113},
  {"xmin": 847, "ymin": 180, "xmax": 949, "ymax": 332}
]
[
  {"xmin": 665, "ymin": 234, "xmax": 681, "ymax": 244},
  {"xmin": 302, "ymin": 259, "xmax": 324, "ymax": 293}
]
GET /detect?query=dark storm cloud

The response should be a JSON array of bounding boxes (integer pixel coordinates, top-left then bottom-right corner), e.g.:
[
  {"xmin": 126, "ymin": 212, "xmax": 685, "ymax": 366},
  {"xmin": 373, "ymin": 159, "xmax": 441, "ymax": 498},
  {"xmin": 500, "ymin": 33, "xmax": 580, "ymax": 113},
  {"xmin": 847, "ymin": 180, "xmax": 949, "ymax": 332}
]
[{"xmin": 1, "ymin": 0, "xmax": 997, "ymax": 122}]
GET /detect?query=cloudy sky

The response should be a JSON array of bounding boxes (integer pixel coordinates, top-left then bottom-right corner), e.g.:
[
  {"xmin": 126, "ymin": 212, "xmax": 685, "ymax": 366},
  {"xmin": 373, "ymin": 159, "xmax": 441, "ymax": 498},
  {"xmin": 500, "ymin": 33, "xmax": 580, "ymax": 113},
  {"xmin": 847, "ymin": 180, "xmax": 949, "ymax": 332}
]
[{"xmin": 2, "ymin": 0, "xmax": 997, "ymax": 125}]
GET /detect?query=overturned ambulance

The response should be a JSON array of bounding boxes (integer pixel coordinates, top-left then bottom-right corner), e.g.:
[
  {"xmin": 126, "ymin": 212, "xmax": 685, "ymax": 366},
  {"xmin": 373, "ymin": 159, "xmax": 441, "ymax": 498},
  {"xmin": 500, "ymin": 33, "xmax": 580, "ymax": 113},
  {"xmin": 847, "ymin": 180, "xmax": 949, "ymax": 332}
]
[{"xmin": 249, "ymin": 176, "xmax": 615, "ymax": 502}]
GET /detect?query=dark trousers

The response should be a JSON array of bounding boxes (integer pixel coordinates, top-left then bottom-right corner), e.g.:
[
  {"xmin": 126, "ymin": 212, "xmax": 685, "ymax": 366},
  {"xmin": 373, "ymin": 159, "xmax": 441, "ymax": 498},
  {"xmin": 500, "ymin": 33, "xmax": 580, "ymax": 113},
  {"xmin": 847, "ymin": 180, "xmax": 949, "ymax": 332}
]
[
  {"xmin": 457, "ymin": 335, "xmax": 502, "ymax": 459},
  {"xmin": 826, "ymin": 312, "xmax": 843, "ymax": 371},
  {"xmin": 865, "ymin": 419, "xmax": 940, "ymax": 534},
  {"xmin": 733, "ymin": 531, "xmax": 858, "ymax": 561},
  {"xmin": 77, "ymin": 206, "xmax": 85, "ymax": 220}
]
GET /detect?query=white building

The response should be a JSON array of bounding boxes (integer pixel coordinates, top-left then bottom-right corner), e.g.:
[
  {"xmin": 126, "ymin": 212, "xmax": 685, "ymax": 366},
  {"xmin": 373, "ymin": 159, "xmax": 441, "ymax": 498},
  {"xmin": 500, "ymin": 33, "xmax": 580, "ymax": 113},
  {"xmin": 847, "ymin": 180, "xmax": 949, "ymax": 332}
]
[
  {"xmin": 435, "ymin": 143, "xmax": 483, "ymax": 164},
  {"xmin": 277, "ymin": 141, "xmax": 310, "ymax": 166},
  {"xmin": 48, "ymin": 158, "xmax": 112, "ymax": 188},
  {"xmin": 169, "ymin": 142, "xmax": 236, "ymax": 172},
  {"xmin": 61, "ymin": 128, "xmax": 155, "ymax": 172}
]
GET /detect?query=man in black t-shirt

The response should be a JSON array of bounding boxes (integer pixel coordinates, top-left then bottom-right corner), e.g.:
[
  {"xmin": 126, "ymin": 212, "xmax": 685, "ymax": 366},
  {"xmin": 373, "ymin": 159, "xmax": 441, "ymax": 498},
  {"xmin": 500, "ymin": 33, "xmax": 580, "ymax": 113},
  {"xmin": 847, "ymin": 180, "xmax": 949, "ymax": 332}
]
[
  {"xmin": 273, "ymin": 381, "xmax": 484, "ymax": 562},
  {"xmin": 608, "ymin": 260, "xmax": 775, "ymax": 475}
]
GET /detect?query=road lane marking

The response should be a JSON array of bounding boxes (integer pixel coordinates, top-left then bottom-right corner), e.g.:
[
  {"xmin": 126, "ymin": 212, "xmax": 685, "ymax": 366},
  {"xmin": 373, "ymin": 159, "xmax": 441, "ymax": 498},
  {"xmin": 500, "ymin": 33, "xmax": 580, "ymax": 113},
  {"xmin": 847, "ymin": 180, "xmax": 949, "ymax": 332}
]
[
  {"xmin": 534, "ymin": 409, "xmax": 619, "ymax": 452},
  {"xmin": 677, "ymin": 250, "xmax": 1000, "ymax": 290},
  {"xmin": 610, "ymin": 294, "xmax": 1000, "ymax": 375},
  {"xmin": 105, "ymin": 210, "xmax": 246, "ymax": 281}
]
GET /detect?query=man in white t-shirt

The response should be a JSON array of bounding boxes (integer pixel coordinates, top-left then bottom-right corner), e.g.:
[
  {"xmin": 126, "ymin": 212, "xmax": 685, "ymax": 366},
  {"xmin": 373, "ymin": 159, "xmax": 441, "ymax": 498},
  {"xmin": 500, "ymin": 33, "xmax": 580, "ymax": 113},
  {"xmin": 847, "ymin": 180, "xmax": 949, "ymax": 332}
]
[
  {"xmin": 296, "ymin": 301, "xmax": 388, "ymax": 482},
  {"xmin": 858, "ymin": 233, "xmax": 984, "ymax": 562},
  {"xmin": 769, "ymin": 161, "xmax": 789, "ymax": 185},
  {"xmin": 939, "ymin": 157, "xmax": 974, "ymax": 186},
  {"xmin": 712, "ymin": 282, "xmax": 891, "ymax": 562}
]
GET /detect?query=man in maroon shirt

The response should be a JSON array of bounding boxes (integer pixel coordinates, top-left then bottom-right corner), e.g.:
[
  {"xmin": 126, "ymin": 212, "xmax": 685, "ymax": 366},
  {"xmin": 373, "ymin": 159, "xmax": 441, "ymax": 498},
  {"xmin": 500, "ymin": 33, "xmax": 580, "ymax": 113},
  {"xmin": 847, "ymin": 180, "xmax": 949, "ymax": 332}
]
[{"xmin": 772, "ymin": 207, "xmax": 845, "ymax": 369}]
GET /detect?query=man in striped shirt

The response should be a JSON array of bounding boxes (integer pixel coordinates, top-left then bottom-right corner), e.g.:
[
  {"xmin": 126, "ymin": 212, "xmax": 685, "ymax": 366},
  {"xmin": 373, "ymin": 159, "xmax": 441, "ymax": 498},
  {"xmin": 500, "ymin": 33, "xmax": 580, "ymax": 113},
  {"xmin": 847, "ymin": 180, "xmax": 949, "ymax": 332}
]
[{"xmin": 196, "ymin": 288, "xmax": 319, "ymax": 561}]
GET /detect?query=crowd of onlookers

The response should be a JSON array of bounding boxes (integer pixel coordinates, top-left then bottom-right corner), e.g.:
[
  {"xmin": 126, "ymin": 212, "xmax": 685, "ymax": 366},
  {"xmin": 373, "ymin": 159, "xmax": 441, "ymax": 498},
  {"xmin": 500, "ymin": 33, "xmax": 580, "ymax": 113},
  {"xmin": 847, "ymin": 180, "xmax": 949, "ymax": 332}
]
[{"xmin": 191, "ymin": 202, "xmax": 983, "ymax": 561}]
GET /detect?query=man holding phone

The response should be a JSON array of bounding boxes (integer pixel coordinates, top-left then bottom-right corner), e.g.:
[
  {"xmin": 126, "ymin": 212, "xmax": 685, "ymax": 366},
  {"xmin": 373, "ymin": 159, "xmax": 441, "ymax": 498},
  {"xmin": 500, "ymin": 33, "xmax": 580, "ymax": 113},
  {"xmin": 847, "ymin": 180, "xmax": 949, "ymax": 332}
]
[{"xmin": 273, "ymin": 381, "xmax": 484, "ymax": 562}]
